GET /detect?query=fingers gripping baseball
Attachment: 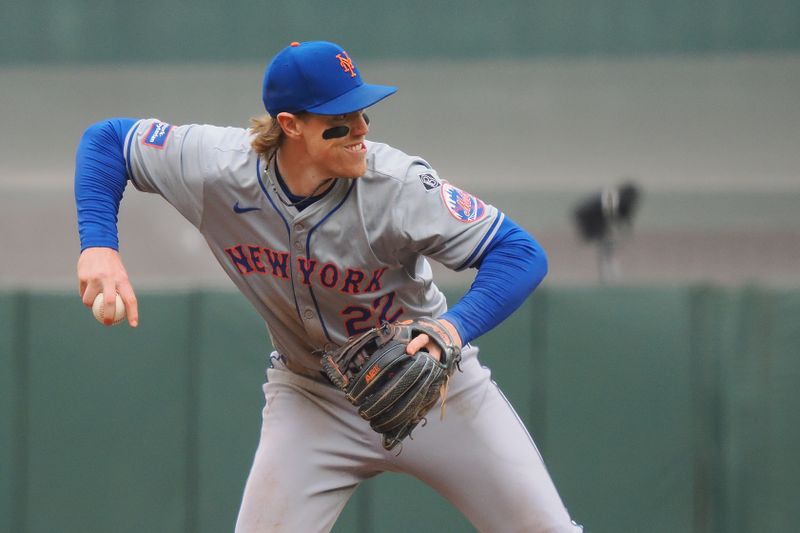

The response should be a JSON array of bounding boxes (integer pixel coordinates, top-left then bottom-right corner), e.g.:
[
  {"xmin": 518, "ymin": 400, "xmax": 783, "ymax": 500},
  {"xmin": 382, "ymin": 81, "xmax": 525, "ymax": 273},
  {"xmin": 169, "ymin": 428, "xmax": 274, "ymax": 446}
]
[{"xmin": 78, "ymin": 247, "xmax": 139, "ymax": 327}]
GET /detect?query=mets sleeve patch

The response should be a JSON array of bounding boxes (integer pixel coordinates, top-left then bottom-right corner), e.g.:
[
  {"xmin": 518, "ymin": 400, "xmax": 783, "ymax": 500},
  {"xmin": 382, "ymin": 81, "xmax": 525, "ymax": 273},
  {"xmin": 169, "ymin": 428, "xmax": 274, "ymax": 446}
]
[
  {"xmin": 142, "ymin": 121, "xmax": 173, "ymax": 149},
  {"xmin": 440, "ymin": 182, "xmax": 487, "ymax": 223}
]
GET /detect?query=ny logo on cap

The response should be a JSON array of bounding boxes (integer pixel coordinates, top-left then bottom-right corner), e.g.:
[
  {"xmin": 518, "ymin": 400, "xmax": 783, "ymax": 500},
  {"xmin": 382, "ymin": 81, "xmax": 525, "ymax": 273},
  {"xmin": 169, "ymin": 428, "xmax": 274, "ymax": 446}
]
[{"xmin": 336, "ymin": 52, "xmax": 357, "ymax": 78}]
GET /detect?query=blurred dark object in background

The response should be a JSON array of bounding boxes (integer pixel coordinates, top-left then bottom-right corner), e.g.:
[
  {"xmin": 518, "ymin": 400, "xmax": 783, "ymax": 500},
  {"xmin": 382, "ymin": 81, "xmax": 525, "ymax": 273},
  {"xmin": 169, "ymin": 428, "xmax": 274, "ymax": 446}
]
[
  {"xmin": 573, "ymin": 182, "xmax": 642, "ymax": 282},
  {"xmin": 574, "ymin": 182, "xmax": 641, "ymax": 242}
]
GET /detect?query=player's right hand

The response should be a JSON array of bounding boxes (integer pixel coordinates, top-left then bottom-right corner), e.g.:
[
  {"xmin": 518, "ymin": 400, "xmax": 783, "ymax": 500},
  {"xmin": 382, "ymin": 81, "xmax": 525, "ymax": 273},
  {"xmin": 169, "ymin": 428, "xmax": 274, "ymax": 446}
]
[{"xmin": 77, "ymin": 247, "xmax": 139, "ymax": 327}]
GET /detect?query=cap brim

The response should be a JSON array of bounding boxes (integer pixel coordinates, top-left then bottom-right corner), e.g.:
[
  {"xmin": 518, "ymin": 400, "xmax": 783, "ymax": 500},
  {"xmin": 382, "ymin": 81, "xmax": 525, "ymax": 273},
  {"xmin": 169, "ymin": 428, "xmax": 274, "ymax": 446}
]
[{"xmin": 306, "ymin": 83, "xmax": 397, "ymax": 115}]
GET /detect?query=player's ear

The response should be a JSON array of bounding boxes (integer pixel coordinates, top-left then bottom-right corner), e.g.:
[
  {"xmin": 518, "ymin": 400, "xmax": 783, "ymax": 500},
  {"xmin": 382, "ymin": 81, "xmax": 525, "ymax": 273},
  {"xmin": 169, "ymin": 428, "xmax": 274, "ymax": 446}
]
[{"xmin": 276, "ymin": 112, "xmax": 305, "ymax": 139}]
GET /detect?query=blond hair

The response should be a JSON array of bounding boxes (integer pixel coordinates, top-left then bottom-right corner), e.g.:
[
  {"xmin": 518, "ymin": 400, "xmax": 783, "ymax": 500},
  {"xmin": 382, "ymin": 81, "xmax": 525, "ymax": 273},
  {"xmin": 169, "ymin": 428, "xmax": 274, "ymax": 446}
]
[{"xmin": 249, "ymin": 114, "xmax": 284, "ymax": 158}]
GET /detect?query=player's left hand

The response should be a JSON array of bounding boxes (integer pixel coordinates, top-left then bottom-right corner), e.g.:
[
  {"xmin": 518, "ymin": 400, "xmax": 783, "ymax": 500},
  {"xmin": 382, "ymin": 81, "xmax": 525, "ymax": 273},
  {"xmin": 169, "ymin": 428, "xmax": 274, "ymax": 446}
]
[
  {"xmin": 406, "ymin": 318, "xmax": 462, "ymax": 361},
  {"xmin": 321, "ymin": 317, "xmax": 463, "ymax": 450}
]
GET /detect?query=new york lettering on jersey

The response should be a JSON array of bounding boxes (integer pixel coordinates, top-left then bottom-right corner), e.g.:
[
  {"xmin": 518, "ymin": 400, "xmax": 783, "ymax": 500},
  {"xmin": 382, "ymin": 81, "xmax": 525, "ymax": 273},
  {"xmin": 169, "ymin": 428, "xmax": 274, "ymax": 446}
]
[{"xmin": 223, "ymin": 245, "xmax": 387, "ymax": 294}]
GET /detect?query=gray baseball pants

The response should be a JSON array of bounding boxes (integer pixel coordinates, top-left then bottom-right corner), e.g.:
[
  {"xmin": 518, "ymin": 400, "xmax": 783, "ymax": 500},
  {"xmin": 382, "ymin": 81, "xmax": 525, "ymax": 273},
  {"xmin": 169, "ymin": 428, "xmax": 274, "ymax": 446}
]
[{"xmin": 235, "ymin": 346, "xmax": 583, "ymax": 533}]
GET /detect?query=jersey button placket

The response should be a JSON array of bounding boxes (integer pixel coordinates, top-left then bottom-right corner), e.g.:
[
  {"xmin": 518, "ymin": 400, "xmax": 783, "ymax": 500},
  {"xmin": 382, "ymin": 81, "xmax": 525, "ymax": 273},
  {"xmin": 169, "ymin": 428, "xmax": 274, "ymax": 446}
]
[
  {"xmin": 293, "ymin": 223, "xmax": 304, "ymax": 251},
  {"xmin": 290, "ymin": 223, "xmax": 321, "ymax": 338}
]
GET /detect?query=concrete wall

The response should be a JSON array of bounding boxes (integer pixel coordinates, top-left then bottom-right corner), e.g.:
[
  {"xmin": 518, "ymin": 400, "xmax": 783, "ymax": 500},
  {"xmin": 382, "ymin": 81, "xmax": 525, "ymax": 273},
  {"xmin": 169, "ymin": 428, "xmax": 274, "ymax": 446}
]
[{"xmin": 2, "ymin": 54, "xmax": 799, "ymax": 287}]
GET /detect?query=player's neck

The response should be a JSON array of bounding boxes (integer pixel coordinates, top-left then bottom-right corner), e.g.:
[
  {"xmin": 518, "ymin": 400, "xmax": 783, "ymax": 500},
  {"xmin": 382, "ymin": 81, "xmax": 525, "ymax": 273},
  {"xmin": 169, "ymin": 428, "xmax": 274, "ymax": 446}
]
[{"xmin": 275, "ymin": 146, "xmax": 330, "ymax": 198}]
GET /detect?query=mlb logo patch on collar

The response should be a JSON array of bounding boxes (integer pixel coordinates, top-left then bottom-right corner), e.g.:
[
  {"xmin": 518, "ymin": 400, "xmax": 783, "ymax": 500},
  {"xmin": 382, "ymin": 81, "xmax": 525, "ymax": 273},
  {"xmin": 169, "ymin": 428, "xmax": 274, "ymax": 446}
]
[
  {"xmin": 142, "ymin": 121, "xmax": 173, "ymax": 149},
  {"xmin": 441, "ymin": 182, "xmax": 486, "ymax": 223},
  {"xmin": 418, "ymin": 173, "xmax": 440, "ymax": 191}
]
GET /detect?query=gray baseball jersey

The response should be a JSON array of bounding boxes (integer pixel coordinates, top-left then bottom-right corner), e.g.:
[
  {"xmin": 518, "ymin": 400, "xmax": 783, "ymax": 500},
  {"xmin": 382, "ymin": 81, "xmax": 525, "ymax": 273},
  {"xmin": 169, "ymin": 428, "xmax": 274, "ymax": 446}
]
[
  {"xmin": 123, "ymin": 118, "xmax": 583, "ymax": 532},
  {"xmin": 125, "ymin": 118, "xmax": 504, "ymax": 378}
]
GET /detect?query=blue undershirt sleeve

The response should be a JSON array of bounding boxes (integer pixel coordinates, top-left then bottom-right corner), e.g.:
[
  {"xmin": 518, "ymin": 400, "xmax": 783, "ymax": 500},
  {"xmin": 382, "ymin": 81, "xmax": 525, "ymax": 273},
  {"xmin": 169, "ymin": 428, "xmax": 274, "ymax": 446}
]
[
  {"xmin": 439, "ymin": 216, "xmax": 547, "ymax": 345},
  {"xmin": 74, "ymin": 118, "xmax": 138, "ymax": 251}
]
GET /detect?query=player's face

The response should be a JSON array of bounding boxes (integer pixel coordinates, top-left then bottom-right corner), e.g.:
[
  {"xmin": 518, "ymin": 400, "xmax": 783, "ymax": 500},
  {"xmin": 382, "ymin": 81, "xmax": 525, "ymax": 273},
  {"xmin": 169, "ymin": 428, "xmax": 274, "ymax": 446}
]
[{"xmin": 299, "ymin": 111, "xmax": 370, "ymax": 179}]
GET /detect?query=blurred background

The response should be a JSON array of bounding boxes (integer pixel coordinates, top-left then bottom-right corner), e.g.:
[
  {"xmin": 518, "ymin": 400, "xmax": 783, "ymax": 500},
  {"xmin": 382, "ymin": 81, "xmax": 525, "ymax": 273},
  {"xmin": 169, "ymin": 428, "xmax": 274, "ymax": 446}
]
[{"xmin": 1, "ymin": 1, "xmax": 798, "ymax": 532}]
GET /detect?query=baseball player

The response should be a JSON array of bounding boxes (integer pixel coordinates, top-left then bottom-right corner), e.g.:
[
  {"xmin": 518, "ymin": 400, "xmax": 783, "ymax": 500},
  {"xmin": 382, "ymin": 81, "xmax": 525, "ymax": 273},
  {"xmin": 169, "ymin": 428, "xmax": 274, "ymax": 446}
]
[{"xmin": 75, "ymin": 41, "xmax": 584, "ymax": 532}]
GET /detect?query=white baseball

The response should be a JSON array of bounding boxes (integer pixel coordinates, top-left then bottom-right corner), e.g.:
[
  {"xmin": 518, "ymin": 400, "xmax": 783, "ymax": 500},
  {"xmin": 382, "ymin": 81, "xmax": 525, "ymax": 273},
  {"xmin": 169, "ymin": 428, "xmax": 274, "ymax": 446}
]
[{"xmin": 92, "ymin": 293, "xmax": 126, "ymax": 325}]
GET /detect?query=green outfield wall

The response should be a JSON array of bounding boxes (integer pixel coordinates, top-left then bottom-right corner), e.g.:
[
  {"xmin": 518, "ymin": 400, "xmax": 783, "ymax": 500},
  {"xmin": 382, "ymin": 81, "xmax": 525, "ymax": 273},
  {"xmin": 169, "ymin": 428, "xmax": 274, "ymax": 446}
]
[
  {"xmin": 3, "ymin": 0, "xmax": 799, "ymax": 64},
  {"xmin": 1, "ymin": 286, "xmax": 798, "ymax": 533}
]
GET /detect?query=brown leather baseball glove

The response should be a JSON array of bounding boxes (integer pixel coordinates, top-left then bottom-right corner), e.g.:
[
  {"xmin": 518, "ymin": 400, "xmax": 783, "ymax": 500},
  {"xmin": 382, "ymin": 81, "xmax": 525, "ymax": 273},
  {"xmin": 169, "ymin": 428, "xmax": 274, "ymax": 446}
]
[{"xmin": 321, "ymin": 318, "xmax": 461, "ymax": 451}]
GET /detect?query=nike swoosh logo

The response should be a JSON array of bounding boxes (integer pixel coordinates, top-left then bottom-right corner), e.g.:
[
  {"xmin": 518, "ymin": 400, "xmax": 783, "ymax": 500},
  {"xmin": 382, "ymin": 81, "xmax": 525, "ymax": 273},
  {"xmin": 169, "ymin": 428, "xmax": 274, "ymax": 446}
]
[{"xmin": 233, "ymin": 201, "xmax": 261, "ymax": 214}]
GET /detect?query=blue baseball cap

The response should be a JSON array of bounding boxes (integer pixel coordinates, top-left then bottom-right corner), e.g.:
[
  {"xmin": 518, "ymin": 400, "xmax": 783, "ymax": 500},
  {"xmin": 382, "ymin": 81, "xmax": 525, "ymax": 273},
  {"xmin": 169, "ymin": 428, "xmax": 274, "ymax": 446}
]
[{"xmin": 262, "ymin": 41, "xmax": 397, "ymax": 117}]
